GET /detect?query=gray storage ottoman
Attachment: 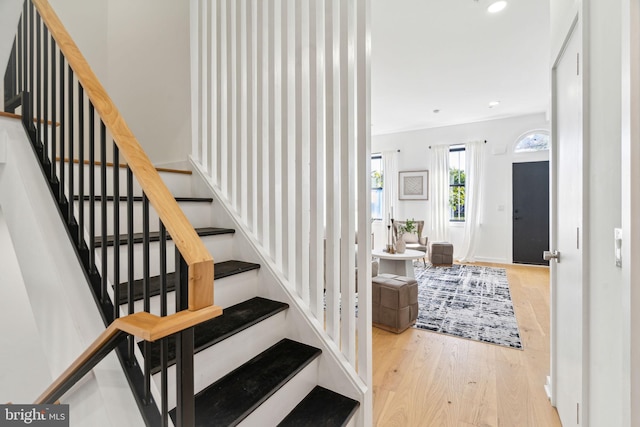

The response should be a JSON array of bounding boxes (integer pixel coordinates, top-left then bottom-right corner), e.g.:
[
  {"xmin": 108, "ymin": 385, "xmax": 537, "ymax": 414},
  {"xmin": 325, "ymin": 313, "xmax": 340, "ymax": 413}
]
[
  {"xmin": 372, "ymin": 273, "xmax": 418, "ymax": 333},
  {"xmin": 430, "ymin": 242, "xmax": 454, "ymax": 266}
]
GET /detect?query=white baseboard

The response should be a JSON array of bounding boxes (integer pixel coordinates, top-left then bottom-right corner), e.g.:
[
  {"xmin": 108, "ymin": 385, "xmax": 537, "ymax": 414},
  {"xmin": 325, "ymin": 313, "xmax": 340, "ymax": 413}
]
[{"xmin": 472, "ymin": 256, "xmax": 510, "ymax": 264}]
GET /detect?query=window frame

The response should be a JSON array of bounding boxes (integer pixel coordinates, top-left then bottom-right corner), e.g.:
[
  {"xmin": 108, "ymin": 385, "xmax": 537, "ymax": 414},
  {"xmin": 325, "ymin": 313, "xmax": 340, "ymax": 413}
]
[
  {"xmin": 449, "ymin": 145, "xmax": 466, "ymax": 222},
  {"xmin": 371, "ymin": 154, "xmax": 383, "ymax": 221}
]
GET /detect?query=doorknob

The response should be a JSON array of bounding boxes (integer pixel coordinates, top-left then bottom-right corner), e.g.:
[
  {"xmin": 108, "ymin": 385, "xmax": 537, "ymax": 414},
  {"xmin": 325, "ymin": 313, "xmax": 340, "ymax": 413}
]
[{"xmin": 543, "ymin": 250, "xmax": 560, "ymax": 263}]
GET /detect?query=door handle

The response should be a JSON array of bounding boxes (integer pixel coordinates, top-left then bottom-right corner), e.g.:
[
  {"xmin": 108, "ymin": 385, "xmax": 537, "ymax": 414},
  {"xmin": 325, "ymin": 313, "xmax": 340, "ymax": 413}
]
[{"xmin": 543, "ymin": 250, "xmax": 560, "ymax": 263}]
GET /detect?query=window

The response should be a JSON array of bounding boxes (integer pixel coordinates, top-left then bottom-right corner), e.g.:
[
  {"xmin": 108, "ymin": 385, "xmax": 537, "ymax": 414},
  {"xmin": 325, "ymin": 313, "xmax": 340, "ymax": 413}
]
[
  {"xmin": 449, "ymin": 145, "xmax": 465, "ymax": 221},
  {"xmin": 514, "ymin": 132, "xmax": 550, "ymax": 153},
  {"xmin": 371, "ymin": 155, "xmax": 383, "ymax": 220}
]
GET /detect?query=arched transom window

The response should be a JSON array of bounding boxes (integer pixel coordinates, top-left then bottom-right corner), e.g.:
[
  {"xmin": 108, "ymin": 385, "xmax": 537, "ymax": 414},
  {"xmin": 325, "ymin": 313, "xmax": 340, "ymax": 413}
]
[{"xmin": 514, "ymin": 132, "xmax": 550, "ymax": 153}]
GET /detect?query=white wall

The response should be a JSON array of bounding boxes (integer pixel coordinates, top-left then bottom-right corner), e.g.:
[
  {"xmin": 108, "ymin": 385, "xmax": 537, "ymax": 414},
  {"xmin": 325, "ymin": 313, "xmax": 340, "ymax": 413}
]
[
  {"xmin": 372, "ymin": 113, "xmax": 549, "ymax": 264},
  {"xmin": 550, "ymin": 0, "xmax": 625, "ymax": 425},
  {"xmin": 0, "ymin": 116, "xmax": 143, "ymax": 425},
  {"xmin": 47, "ymin": 0, "xmax": 191, "ymax": 165},
  {"xmin": 0, "ymin": 0, "xmax": 23, "ymax": 105}
]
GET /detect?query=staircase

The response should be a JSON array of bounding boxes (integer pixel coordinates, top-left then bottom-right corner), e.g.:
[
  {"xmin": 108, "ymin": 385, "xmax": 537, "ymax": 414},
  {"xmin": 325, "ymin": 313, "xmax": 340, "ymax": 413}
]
[
  {"xmin": 74, "ymin": 162, "xmax": 360, "ymax": 425},
  {"xmin": 2, "ymin": 0, "xmax": 370, "ymax": 424}
]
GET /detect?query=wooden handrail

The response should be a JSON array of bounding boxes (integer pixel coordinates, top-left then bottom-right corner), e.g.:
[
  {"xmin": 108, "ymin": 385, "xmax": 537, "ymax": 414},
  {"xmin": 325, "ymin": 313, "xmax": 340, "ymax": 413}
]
[
  {"xmin": 32, "ymin": 0, "xmax": 213, "ymax": 310},
  {"xmin": 34, "ymin": 306, "xmax": 222, "ymax": 404}
]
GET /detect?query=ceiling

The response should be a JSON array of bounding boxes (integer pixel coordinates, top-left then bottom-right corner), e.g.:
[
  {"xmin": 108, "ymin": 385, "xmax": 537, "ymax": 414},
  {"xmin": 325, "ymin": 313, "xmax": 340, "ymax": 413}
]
[{"xmin": 371, "ymin": 0, "xmax": 550, "ymax": 136}]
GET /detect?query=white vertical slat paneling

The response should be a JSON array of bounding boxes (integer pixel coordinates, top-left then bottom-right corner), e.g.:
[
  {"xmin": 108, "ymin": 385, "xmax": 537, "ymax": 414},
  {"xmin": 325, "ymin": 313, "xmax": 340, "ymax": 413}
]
[
  {"xmin": 189, "ymin": 0, "xmax": 200, "ymax": 164},
  {"xmin": 272, "ymin": 0, "xmax": 283, "ymax": 266},
  {"xmin": 285, "ymin": 0, "xmax": 296, "ymax": 284},
  {"xmin": 209, "ymin": 0, "xmax": 217, "ymax": 183},
  {"xmin": 293, "ymin": 0, "xmax": 304, "ymax": 299},
  {"xmin": 280, "ymin": 0, "xmax": 291, "ymax": 278},
  {"xmin": 247, "ymin": 0, "xmax": 256, "ymax": 234},
  {"xmin": 200, "ymin": 0, "xmax": 209, "ymax": 173},
  {"xmin": 215, "ymin": 0, "xmax": 223, "ymax": 186},
  {"xmin": 256, "ymin": 0, "xmax": 267, "ymax": 244},
  {"xmin": 235, "ymin": 0, "xmax": 244, "ymax": 216},
  {"xmin": 225, "ymin": 0, "xmax": 233, "ymax": 197},
  {"xmin": 230, "ymin": 0, "xmax": 238, "ymax": 209},
  {"xmin": 221, "ymin": 0, "xmax": 230, "ymax": 195},
  {"xmin": 191, "ymin": 3, "xmax": 372, "ymax": 416},
  {"xmin": 298, "ymin": 0, "xmax": 311, "ymax": 304},
  {"xmin": 325, "ymin": 0, "xmax": 340, "ymax": 341},
  {"xmin": 356, "ymin": 0, "xmax": 372, "ymax": 422},
  {"xmin": 309, "ymin": 0, "xmax": 325, "ymax": 320},
  {"xmin": 268, "ymin": 0, "xmax": 277, "ymax": 259},
  {"xmin": 339, "ymin": 0, "xmax": 356, "ymax": 365}
]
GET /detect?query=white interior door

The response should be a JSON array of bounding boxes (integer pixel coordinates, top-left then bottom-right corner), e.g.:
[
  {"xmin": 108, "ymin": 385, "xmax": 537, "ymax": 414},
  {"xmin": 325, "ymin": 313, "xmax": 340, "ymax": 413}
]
[{"xmin": 552, "ymin": 22, "xmax": 584, "ymax": 425}]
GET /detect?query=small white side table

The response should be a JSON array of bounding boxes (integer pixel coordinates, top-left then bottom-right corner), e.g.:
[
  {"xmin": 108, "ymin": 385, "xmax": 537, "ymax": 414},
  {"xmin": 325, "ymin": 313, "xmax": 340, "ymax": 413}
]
[{"xmin": 371, "ymin": 248, "xmax": 425, "ymax": 278}]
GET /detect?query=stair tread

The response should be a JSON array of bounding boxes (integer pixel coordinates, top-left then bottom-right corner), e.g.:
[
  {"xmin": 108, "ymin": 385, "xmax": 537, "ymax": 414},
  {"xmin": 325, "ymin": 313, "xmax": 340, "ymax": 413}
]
[
  {"xmin": 94, "ymin": 226, "xmax": 234, "ymax": 247},
  {"xmin": 74, "ymin": 195, "xmax": 213, "ymax": 203},
  {"xmin": 140, "ymin": 296, "xmax": 288, "ymax": 374},
  {"xmin": 116, "ymin": 260, "xmax": 260, "ymax": 305},
  {"xmin": 277, "ymin": 386, "xmax": 360, "ymax": 427},
  {"xmin": 169, "ymin": 338, "xmax": 322, "ymax": 426}
]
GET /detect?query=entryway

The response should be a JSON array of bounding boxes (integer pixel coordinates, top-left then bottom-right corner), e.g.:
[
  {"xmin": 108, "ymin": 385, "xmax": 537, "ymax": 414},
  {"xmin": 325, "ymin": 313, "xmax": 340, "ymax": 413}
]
[{"xmin": 512, "ymin": 160, "xmax": 550, "ymax": 265}]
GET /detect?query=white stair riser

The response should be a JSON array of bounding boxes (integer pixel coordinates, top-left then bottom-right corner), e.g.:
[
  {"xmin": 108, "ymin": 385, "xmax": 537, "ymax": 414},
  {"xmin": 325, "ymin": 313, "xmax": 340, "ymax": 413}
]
[
  {"xmin": 118, "ymin": 270, "xmax": 259, "ymax": 317},
  {"xmin": 78, "ymin": 200, "xmax": 213, "ymax": 236},
  {"xmin": 94, "ymin": 233, "xmax": 235, "ymax": 283},
  {"xmin": 239, "ymin": 359, "xmax": 318, "ymax": 427},
  {"xmin": 152, "ymin": 311, "xmax": 288, "ymax": 410}
]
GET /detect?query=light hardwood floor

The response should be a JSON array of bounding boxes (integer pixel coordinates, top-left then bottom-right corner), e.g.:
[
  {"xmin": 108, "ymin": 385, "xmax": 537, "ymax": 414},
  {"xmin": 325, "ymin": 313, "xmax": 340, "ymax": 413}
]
[{"xmin": 373, "ymin": 262, "xmax": 561, "ymax": 427}]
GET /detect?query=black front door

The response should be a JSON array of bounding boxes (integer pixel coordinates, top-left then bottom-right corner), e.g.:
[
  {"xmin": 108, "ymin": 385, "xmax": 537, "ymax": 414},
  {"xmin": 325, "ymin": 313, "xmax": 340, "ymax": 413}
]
[{"xmin": 513, "ymin": 161, "xmax": 549, "ymax": 265}]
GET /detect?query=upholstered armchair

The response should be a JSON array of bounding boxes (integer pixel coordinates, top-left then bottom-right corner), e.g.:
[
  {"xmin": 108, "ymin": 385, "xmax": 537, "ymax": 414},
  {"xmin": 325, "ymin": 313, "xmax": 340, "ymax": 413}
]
[{"xmin": 393, "ymin": 220, "xmax": 428, "ymax": 267}]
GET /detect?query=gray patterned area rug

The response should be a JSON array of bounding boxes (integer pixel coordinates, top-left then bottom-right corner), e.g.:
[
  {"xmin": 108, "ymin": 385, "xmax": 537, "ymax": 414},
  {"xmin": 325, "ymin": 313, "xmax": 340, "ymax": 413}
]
[{"xmin": 413, "ymin": 264, "xmax": 523, "ymax": 349}]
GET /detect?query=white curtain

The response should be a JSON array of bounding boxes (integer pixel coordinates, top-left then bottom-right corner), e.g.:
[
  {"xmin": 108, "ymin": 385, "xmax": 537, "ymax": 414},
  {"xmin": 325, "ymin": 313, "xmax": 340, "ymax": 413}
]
[
  {"xmin": 382, "ymin": 151, "xmax": 397, "ymax": 224},
  {"xmin": 430, "ymin": 145, "xmax": 450, "ymax": 242},
  {"xmin": 457, "ymin": 140, "xmax": 485, "ymax": 262}
]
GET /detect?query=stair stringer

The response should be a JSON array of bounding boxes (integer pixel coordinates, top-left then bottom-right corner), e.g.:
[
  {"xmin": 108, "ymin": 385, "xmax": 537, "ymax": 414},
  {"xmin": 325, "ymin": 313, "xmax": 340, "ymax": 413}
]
[
  {"xmin": 189, "ymin": 156, "xmax": 369, "ymax": 427},
  {"xmin": 0, "ymin": 117, "xmax": 144, "ymax": 426}
]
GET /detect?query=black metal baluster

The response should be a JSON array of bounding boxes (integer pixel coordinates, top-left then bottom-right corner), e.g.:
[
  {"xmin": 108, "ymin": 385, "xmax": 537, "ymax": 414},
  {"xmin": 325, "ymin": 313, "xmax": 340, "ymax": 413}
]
[
  {"xmin": 89, "ymin": 103, "xmax": 96, "ymax": 270},
  {"xmin": 100, "ymin": 121, "xmax": 107, "ymax": 304},
  {"xmin": 58, "ymin": 51, "xmax": 64, "ymax": 203},
  {"xmin": 29, "ymin": 1, "xmax": 33, "ymax": 97},
  {"xmin": 23, "ymin": 1, "xmax": 27, "ymax": 95},
  {"xmin": 160, "ymin": 220, "xmax": 168, "ymax": 425},
  {"xmin": 143, "ymin": 194, "xmax": 150, "ymax": 313},
  {"xmin": 67, "ymin": 66, "xmax": 74, "ymax": 224},
  {"xmin": 127, "ymin": 167, "xmax": 135, "ymax": 361},
  {"xmin": 160, "ymin": 222, "xmax": 167, "ymax": 316},
  {"xmin": 78, "ymin": 86, "xmax": 85, "ymax": 245},
  {"xmin": 175, "ymin": 251, "xmax": 195, "ymax": 426},
  {"xmin": 36, "ymin": 11, "xmax": 41, "ymax": 146},
  {"xmin": 113, "ymin": 143, "xmax": 120, "ymax": 320},
  {"xmin": 143, "ymin": 193, "xmax": 151, "ymax": 404},
  {"xmin": 42, "ymin": 24, "xmax": 48, "ymax": 164},
  {"xmin": 161, "ymin": 334, "xmax": 168, "ymax": 427},
  {"xmin": 50, "ymin": 35, "xmax": 56, "ymax": 181},
  {"xmin": 18, "ymin": 16, "xmax": 22, "ymax": 94}
]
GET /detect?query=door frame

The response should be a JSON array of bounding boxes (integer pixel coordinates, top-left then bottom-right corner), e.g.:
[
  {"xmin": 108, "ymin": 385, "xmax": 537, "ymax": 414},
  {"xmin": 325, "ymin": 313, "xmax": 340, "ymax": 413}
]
[
  {"xmin": 549, "ymin": 10, "xmax": 590, "ymax": 425},
  {"xmin": 621, "ymin": 0, "xmax": 640, "ymax": 425}
]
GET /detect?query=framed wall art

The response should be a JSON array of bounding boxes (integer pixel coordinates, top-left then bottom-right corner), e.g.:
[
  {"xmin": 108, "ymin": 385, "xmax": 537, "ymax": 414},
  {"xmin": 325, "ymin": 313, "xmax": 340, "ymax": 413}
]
[{"xmin": 399, "ymin": 170, "xmax": 429, "ymax": 200}]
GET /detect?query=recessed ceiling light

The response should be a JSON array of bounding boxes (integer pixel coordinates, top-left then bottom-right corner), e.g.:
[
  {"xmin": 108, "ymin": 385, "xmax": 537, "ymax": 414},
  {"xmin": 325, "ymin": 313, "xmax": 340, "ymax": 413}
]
[
  {"xmin": 433, "ymin": 109, "xmax": 440, "ymax": 114},
  {"xmin": 488, "ymin": 101, "xmax": 500, "ymax": 108},
  {"xmin": 487, "ymin": 1, "xmax": 507, "ymax": 13}
]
